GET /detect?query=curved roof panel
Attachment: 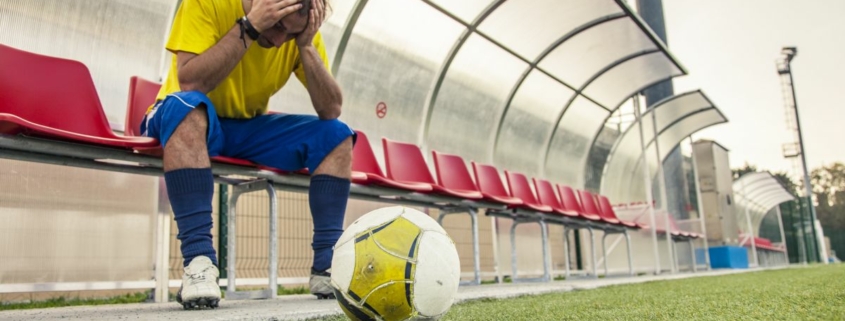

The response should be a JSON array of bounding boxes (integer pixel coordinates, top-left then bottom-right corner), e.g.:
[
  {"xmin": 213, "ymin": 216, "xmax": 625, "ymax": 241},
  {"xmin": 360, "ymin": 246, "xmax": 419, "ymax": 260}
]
[
  {"xmin": 599, "ymin": 91, "xmax": 727, "ymax": 202},
  {"xmin": 734, "ymin": 172, "xmax": 796, "ymax": 236},
  {"xmin": 478, "ymin": 0, "xmax": 623, "ymax": 60}
]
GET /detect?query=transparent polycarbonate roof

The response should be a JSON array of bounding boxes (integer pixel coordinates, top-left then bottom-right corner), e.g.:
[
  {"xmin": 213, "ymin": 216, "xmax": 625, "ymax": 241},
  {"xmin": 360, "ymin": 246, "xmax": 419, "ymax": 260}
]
[
  {"xmin": 332, "ymin": 0, "xmax": 689, "ymax": 184},
  {"xmin": 600, "ymin": 91, "xmax": 727, "ymax": 202},
  {"xmin": 734, "ymin": 172, "xmax": 796, "ymax": 235}
]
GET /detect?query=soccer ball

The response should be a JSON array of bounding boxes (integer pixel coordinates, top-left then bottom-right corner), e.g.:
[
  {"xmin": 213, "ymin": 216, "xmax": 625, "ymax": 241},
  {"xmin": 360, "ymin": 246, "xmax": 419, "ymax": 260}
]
[{"xmin": 330, "ymin": 206, "xmax": 461, "ymax": 321}]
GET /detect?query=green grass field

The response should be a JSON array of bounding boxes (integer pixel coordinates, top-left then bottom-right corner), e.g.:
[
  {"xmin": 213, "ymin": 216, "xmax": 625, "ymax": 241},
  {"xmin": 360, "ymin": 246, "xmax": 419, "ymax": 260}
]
[
  {"xmin": 0, "ymin": 292, "xmax": 149, "ymax": 311},
  {"xmin": 317, "ymin": 264, "xmax": 845, "ymax": 321}
]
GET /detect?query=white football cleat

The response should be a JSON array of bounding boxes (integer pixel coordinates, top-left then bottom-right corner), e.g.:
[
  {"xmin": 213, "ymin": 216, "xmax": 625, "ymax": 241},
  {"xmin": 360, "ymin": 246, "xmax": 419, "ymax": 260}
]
[{"xmin": 177, "ymin": 256, "xmax": 221, "ymax": 309}]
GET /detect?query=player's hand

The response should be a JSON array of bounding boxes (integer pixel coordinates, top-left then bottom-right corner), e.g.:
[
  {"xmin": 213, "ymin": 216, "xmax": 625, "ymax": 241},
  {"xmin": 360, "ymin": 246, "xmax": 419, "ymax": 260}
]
[
  {"xmin": 247, "ymin": 0, "xmax": 302, "ymax": 33},
  {"xmin": 296, "ymin": 0, "xmax": 323, "ymax": 48}
]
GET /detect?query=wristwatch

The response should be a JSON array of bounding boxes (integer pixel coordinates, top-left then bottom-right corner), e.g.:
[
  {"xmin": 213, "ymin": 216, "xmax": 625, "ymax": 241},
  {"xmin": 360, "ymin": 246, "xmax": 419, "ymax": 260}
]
[{"xmin": 241, "ymin": 16, "xmax": 261, "ymax": 41}]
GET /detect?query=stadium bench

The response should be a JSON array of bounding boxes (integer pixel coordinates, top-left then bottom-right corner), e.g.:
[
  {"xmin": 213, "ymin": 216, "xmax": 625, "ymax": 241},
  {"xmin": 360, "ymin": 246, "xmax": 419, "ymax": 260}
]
[{"xmin": 0, "ymin": 44, "xmax": 648, "ymax": 292}]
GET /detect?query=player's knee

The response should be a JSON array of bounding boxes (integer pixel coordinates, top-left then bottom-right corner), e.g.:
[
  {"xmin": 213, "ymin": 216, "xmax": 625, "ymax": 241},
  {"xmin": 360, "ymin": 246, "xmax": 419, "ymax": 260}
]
[{"xmin": 320, "ymin": 119, "xmax": 354, "ymax": 147}]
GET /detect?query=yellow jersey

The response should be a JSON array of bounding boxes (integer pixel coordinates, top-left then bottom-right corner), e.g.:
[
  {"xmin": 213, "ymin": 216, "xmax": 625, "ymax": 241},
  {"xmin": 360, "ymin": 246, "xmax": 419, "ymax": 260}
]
[{"xmin": 154, "ymin": 0, "xmax": 331, "ymax": 119}]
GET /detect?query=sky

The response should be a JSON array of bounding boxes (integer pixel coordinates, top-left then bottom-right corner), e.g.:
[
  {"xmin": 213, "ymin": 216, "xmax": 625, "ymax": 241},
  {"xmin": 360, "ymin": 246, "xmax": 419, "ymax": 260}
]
[{"xmin": 659, "ymin": 0, "xmax": 845, "ymax": 177}]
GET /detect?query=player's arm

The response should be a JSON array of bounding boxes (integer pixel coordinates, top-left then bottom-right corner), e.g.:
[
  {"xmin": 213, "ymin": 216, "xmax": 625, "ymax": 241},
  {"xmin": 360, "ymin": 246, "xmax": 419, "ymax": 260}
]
[
  {"xmin": 178, "ymin": 0, "xmax": 303, "ymax": 93},
  {"xmin": 296, "ymin": 0, "xmax": 343, "ymax": 120}
]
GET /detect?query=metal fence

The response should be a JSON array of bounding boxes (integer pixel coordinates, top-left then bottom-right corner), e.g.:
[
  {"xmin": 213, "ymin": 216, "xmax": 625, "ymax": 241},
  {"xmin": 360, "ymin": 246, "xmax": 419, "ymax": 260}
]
[{"xmin": 779, "ymin": 198, "xmax": 820, "ymax": 264}]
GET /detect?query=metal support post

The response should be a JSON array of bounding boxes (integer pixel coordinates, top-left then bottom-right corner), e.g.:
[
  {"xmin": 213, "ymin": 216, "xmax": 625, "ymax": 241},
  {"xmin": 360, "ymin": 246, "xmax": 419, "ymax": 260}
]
[
  {"xmin": 741, "ymin": 181, "xmax": 759, "ymax": 267},
  {"xmin": 689, "ymin": 136, "xmax": 711, "ymax": 270},
  {"xmin": 651, "ymin": 106, "xmax": 676, "ymax": 273},
  {"xmin": 775, "ymin": 206, "xmax": 789, "ymax": 265},
  {"xmin": 633, "ymin": 94, "xmax": 662, "ymax": 274}
]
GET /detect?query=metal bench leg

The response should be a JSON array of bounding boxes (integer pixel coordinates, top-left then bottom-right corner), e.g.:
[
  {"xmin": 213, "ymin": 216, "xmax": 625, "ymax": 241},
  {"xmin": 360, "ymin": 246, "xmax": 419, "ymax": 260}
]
[
  {"xmin": 437, "ymin": 208, "xmax": 481, "ymax": 285},
  {"xmin": 587, "ymin": 227, "xmax": 597, "ymax": 278},
  {"xmin": 602, "ymin": 232, "xmax": 610, "ymax": 277},
  {"xmin": 563, "ymin": 227, "xmax": 571, "ymax": 279},
  {"xmin": 689, "ymin": 239, "xmax": 697, "ymax": 272},
  {"xmin": 226, "ymin": 185, "xmax": 238, "ymax": 298},
  {"xmin": 624, "ymin": 230, "xmax": 634, "ymax": 276},
  {"xmin": 226, "ymin": 179, "xmax": 277, "ymax": 300},
  {"xmin": 510, "ymin": 221, "xmax": 520, "ymax": 281},
  {"xmin": 469, "ymin": 208, "xmax": 480, "ymax": 285},
  {"xmin": 540, "ymin": 220, "xmax": 550, "ymax": 282},
  {"xmin": 266, "ymin": 183, "xmax": 278, "ymax": 299}
]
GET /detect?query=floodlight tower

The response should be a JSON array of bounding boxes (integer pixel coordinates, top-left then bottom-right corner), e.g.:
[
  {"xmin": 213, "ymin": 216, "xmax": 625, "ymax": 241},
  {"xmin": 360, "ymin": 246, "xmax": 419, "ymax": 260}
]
[
  {"xmin": 777, "ymin": 46, "xmax": 819, "ymax": 255},
  {"xmin": 776, "ymin": 48, "xmax": 807, "ymax": 192}
]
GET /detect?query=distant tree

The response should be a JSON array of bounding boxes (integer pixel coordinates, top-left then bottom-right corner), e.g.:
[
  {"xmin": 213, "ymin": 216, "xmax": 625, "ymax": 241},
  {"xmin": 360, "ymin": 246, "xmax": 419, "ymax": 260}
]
[
  {"xmin": 772, "ymin": 171, "xmax": 799, "ymax": 196},
  {"xmin": 811, "ymin": 162, "xmax": 845, "ymax": 230},
  {"xmin": 732, "ymin": 163, "xmax": 758, "ymax": 180}
]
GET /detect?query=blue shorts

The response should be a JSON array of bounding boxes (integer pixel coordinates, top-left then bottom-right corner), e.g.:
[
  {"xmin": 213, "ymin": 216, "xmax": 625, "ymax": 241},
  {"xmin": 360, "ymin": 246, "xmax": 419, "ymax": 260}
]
[{"xmin": 141, "ymin": 91, "xmax": 355, "ymax": 172}]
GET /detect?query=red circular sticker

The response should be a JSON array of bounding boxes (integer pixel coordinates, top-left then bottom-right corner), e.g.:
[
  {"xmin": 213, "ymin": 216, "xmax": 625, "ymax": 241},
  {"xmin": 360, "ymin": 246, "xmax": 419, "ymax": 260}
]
[{"xmin": 376, "ymin": 102, "xmax": 387, "ymax": 119}]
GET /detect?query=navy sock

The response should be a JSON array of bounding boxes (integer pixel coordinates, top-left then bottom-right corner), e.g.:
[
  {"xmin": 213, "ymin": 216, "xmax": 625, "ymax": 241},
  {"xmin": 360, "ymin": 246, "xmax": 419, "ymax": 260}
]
[
  {"xmin": 165, "ymin": 168, "xmax": 217, "ymax": 267},
  {"xmin": 309, "ymin": 174, "xmax": 350, "ymax": 272}
]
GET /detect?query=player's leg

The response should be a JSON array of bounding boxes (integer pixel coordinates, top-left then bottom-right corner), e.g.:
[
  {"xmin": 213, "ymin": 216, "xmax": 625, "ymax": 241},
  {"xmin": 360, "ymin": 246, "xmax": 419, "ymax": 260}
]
[
  {"xmin": 219, "ymin": 114, "xmax": 354, "ymax": 299},
  {"xmin": 143, "ymin": 92, "xmax": 225, "ymax": 308},
  {"xmin": 307, "ymin": 136, "xmax": 353, "ymax": 299}
]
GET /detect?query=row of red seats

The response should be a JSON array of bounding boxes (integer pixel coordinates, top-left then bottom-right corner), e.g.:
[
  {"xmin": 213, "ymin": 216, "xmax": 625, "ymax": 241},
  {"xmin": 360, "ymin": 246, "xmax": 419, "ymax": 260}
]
[
  {"xmin": 739, "ymin": 235, "xmax": 785, "ymax": 253},
  {"xmin": 0, "ymin": 43, "xmax": 642, "ymax": 233},
  {"xmin": 0, "ymin": 43, "xmax": 639, "ymax": 281},
  {"xmin": 621, "ymin": 202, "xmax": 703, "ymax": 241}
]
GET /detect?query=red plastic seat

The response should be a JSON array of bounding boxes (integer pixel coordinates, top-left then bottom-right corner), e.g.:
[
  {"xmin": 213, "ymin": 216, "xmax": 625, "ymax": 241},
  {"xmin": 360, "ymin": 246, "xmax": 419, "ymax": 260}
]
[
  {"xmin": 382, "ymin": 138, "xmax": 481, "ymax": 199},
  {"xmin": 578, "ymin": 190, "xmax": 623, "ymax": 226},
  {"xmin": 596, "ymin": 195, "xmax": 640, "ymax": 228},
  {"xmin": 0, "ymin": 44, "xmax": 158, "ymax": 148},
  {"xmin": 740, "ymin": 234, "xmax": 777, "ymax": 250},
  {"xmin": 532, "ymin": 179, "xmax": 579, "ymax": 218},
  {"xmin": 432, "ymin": 151, "xmax": 520, "ymax": 205},
  {"xmin": 350, "ymin": 132, "xmax": 431, "ymax": 191},
  {"xmin": 635, "ymin": 211, "xmax": 695, "ymax": 238},
  {"xmin": 503, "ymin": 171, "xmax": 552, "ymax": 212},
  {"xmin": 470, "ymin": 162, "xmax": 524, "ymax": 206},
  {"xmin": 125, "ymin": 76, "xmax": 162, "ymax": 137},
  {"xmin": 557, "ymin": 185, "xmax": 603, "ymax": 222}
]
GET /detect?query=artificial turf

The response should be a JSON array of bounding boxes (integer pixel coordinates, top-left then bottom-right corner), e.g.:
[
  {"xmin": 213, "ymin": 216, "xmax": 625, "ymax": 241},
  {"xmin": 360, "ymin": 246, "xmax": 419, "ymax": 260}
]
[{"xmin": 316, "ymin": 264, "xmax": 845, "ymax": 320}]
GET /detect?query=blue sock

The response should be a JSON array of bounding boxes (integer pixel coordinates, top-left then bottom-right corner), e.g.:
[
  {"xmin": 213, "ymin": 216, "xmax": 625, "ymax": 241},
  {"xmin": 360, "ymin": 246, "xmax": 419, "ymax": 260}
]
[
  {"xmin": 309, "ymin": 174, "xmax": 350, "ymax": 272},
  {"xmin": 165, "ymin": 168, "xmax": 217, "ymax": 267}
]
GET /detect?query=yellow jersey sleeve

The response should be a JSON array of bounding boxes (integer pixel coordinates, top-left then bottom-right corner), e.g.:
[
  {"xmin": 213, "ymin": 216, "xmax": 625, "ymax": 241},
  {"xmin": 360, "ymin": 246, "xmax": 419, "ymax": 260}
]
[
  {"xmin": 166, "ymin": 0, "xmax": 221, "ymax": 55},
  {"xmin": 294, "ymin": 32, "xmax": 332, "ymax": 88}
]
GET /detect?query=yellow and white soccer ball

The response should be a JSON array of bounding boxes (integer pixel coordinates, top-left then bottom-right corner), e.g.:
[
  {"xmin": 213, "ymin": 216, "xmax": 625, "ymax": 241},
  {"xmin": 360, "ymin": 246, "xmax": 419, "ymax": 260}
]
[{"xmin": 330, "ymin": 206, "xmax": 461, "ymax": 321}]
